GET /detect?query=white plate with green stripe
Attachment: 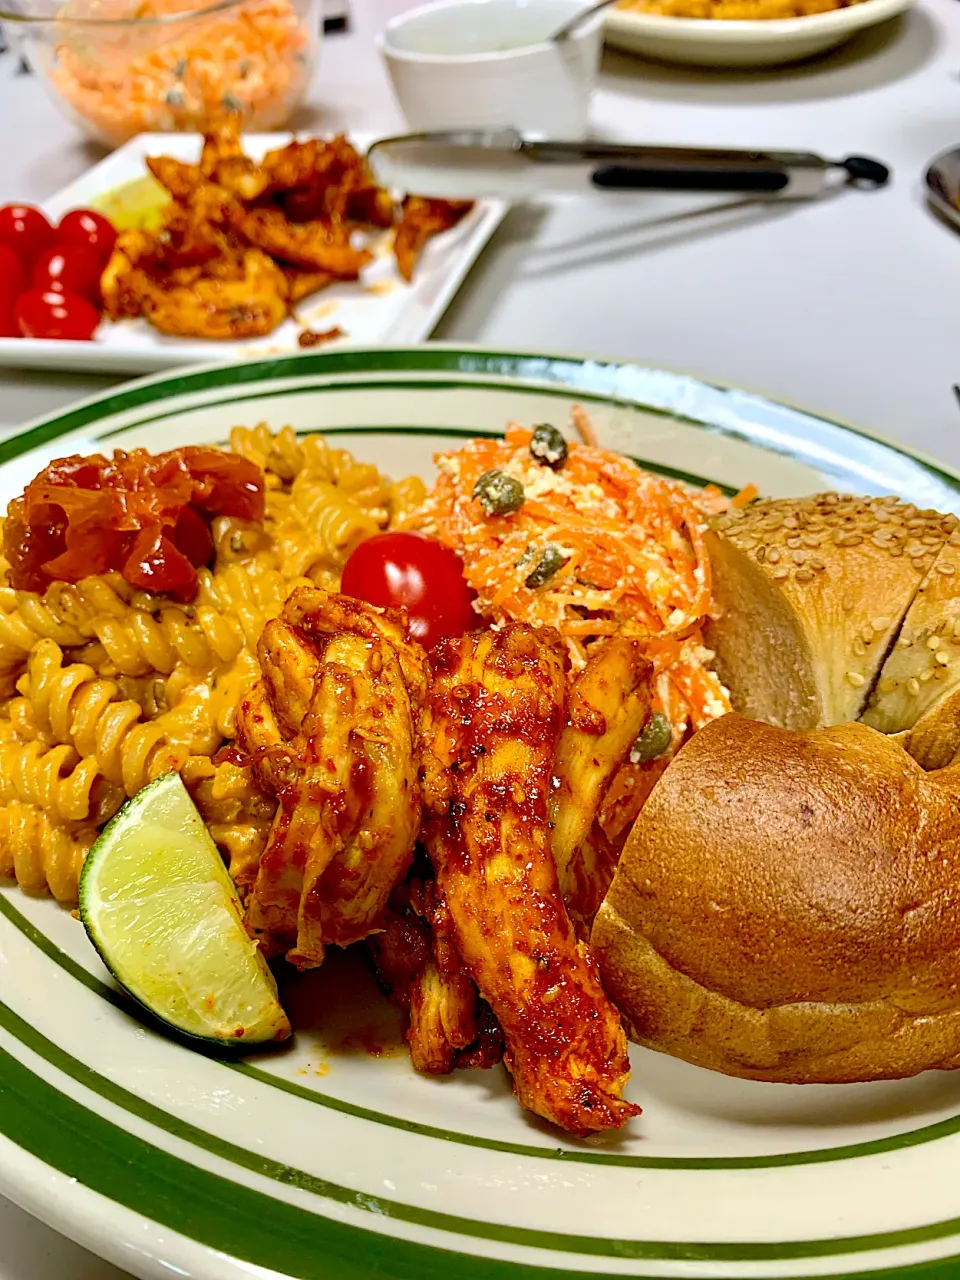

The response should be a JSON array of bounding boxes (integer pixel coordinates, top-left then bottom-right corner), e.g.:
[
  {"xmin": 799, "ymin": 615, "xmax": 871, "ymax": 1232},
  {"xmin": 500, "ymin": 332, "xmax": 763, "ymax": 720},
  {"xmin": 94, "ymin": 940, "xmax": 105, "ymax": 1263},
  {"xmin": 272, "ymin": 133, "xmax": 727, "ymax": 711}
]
[{"xmin": 4, "ymin": 344, "xmax": 960, "ymax": 1280}]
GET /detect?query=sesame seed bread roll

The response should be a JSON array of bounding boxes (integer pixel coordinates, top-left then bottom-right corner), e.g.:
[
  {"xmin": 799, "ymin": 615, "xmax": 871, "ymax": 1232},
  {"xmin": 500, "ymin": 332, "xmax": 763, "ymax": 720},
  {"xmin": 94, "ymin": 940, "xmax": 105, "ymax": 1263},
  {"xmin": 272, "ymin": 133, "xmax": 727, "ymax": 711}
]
[
  {"xmin": 862, "ymin": 539, "xmax": 960, "ymax": 768},
  {"xmin": 704, "ymin": 495, "xmax": 960, "ymax": 730},
  {"xmin": 590, "ymin": 714, "xmax": 960, "ymax": 1083}
]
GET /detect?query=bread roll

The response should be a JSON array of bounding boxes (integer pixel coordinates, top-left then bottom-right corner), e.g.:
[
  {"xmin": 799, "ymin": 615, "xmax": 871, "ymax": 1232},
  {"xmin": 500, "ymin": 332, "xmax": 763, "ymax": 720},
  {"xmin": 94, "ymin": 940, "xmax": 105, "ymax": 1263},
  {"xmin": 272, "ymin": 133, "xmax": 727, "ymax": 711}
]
[
  {"xmin": 705, "ymin": 495, "xmax": 959, "ymax": 730},
  {"xmin": 591, "ymin": 714, "xmax": 960, "ymax": 1083},
  {"xmin": 861, "ymin": 539, "xmax": 960, "ymax": 767}
]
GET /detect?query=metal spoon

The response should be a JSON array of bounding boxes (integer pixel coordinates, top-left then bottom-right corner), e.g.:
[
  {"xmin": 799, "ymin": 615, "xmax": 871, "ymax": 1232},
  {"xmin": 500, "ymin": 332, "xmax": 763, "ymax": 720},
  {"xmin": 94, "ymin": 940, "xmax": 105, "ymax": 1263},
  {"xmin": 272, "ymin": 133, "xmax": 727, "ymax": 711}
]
[{"xmin": 548, "ymin": 0, "xmax": 620, "ymax": 42}]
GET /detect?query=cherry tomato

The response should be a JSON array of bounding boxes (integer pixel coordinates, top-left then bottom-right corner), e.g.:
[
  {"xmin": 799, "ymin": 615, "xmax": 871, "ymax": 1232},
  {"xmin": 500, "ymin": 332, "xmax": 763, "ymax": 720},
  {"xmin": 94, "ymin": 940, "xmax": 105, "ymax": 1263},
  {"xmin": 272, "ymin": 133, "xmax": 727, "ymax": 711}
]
[
  {"xmin": 0, "ymin": 297, "xmax": 18, "ymax": 339},
  {"xmin": 57, "ymin": 208, "xmax": 117, "ymax": 264},
  {"xmin": 341, "ymin": 531, "xmax": 477, "ymax": 649},
  {"xmin": 32, "ymin": 242, "xmax": 103, "ymax": 305},
  {"xmin": 15, "ymin": 289, "xmax": 100, "ymax": 341},
  {"xmin": 0, "ymin": 205, "xmax": 56, "ymax": 267},
  {"xmin": 0, "ymin": 244, "xmax": 27, "ymax": 309}
]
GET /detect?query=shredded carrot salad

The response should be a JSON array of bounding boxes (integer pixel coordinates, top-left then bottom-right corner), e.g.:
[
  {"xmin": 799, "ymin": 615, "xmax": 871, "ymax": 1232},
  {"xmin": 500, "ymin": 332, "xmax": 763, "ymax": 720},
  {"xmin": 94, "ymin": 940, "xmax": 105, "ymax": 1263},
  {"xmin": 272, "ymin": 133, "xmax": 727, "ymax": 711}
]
[
  {"xmin": 411, "ymin": 414, "xmax": 736, "ymax": 743},
  {"xmin": 50, "ymin": 0, "xmax": 313, "ymax": 147}
]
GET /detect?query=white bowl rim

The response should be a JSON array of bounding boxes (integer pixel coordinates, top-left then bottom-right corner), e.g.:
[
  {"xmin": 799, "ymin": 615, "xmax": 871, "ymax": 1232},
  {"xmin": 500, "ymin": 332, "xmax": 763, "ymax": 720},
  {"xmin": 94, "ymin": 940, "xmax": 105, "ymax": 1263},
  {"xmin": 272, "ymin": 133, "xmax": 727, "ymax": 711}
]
[
  {"xmin": 603, "ymin": 0, "xmax": 911, "ymax": 40},
  {"xmin": 379, "ymin": 0, "xmax": 602, "ymax": 64}
]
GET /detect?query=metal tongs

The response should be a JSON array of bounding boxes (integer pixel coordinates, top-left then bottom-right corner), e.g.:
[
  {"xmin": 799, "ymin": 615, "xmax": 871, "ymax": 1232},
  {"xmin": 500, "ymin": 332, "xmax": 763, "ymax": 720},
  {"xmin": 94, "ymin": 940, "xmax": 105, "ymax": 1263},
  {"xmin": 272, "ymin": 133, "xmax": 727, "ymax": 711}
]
[{"xmin": 368, "ymin": 129, "xmax": 891, "ymax": 201}]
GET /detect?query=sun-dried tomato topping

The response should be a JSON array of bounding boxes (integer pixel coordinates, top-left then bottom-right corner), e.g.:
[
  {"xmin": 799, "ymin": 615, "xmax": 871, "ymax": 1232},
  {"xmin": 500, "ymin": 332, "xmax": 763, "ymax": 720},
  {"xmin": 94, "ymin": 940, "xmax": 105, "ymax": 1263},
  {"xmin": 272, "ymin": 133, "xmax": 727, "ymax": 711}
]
[{"xmin": 4, "ymin": 446, "xmax": 265, "ymax": 600}]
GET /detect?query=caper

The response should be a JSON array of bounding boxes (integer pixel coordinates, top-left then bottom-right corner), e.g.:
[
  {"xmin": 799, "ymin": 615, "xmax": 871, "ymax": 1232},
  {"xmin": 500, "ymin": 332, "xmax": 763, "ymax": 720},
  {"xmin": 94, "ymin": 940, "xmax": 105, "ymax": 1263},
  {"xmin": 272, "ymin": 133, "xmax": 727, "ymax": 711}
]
[
  {"xmin": 529, "ymin": 423, "xmax": 568, "ymax": 470},
  {"xmin": 630, "ymin": 711, "xmax": 673, "ymax": 763},
  {"xmin": 473, "ymin": 469, "xmax": 525, "ymax": 517},
  {"xmin": 524, "ymin": 545, "xmax": 568, "ymax": 589}
]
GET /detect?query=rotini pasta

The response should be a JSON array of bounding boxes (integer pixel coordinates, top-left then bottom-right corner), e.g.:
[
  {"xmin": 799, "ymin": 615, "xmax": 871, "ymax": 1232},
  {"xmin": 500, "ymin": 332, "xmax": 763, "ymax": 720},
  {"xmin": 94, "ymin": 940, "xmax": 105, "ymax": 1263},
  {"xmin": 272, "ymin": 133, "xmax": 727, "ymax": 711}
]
[
  {"xmin": 0, "ymin": 800, "xmax": 96, "ymax": 902},
  {"xmin": 0, "ymin": 427, "xmax": 414, "ymax": 901}
]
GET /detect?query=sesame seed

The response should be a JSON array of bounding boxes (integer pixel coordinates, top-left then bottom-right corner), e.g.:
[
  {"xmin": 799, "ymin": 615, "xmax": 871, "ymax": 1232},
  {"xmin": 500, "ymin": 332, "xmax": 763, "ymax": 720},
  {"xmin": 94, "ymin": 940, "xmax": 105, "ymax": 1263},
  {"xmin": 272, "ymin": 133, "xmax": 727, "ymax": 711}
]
[
  {"xmin": 862, "ymin": 624, "xmax": 875, "ymax": 644},
  {"xmin": 766, "ymin": 547, "xmax": 781, "ymax": 564},
  {"xmin": 795, "ymin": 569, "xmax": 815, "ymax": 584},
  {"xmin": 802, "ymin": 534, "xmax": 822, "ymax": 548},
  {"xmin": 937, "ymin": 562, "xmax": 957, "ymax": 576},
  {"xmin": 843, "ymin": 594, "xmax": 855, "ymax": 612},
  {"xmin": 792, "ymin": 550, "xmax": 806, "ymax": 566},
  {"xmin": 783, "ymin": 516, "xmax": 799, "ymax": 529},
  {"xmin": 809, "ymin": 558, "xmax": 825, "ymax": 571},
  {"xmin": 927, "ymin": 635, "xmax": 941, "ymax": 650},
  {"xmin": 920, "ymin": 669, "xmax": 935, "ymax": 682},
  {"xmin": 786, "ymin": 537, "xmax": 803, "ymax": 550},
  {"xmin": 853, "ymin": 637, "xmax": 866, "ymax": 657},
  {"xmin": 846, "ymin": 671, "xmax": 866, "ymax": 687},
  {"xmin": 755, "ymin": 546, "xmax": 766, "ymax": 562},
  {"xmin": 908, "ymin": 544, "xmax": 927, "ymax": 558},
  {"xmin": 871, "ymin": 616, "xmax": 891, "ymax": 633},
  {"xmin": 908, "ymin": 678, "xmax": 921, "ymax": 695},
  {"xmin": 772, "ymin": 567, "xmax": 789, "ymax": 580},
  {"xmin": 936, "ymin": 651, "xmax": 951, "ymax": 666}
]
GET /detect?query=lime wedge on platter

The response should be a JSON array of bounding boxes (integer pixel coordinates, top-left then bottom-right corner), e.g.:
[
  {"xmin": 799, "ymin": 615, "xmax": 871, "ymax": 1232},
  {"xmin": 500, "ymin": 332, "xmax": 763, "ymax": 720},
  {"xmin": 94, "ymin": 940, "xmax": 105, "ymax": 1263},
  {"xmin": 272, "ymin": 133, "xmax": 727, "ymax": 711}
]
[{"xmin": 79, "ymin": 772, "xmax": 291, "ymax": 1046}]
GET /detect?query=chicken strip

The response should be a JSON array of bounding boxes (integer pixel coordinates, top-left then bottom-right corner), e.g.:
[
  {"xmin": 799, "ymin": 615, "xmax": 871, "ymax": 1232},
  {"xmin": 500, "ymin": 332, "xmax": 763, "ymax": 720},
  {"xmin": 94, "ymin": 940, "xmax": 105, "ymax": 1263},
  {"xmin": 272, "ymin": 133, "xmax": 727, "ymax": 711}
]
[
  {"xmin": 231, "ymin": 208, "xmax": 372, "ymax": 277},
  {"xmin": 238, "ymin": 593, "xmax": 423, "ymax": 967},
  {"xmin": 367, "ymin": 855, "xmax": 500, "ymax": 1075},
  {"xmin": 283, "ymin": 266, "xmax": 336, "ymax": 303},
  {"xmin": 419, "ymin": 623, "xmax": 640, "ymax": 1135},
  {"xmin": 147, "ymin": 154, "xmax": 200, "ymax": 201},
  {"xmin": 140, "ymin": 249, "xmax": 288, "ymax": 340},
  {"xmin": 199, "ymin": 119, "xmax": 246, "ymax": 176},
  {"xmin": 100, "ymin": 231, "xmax": 157, "ymax": 320},
  {"xmin": 551, "ymin": 637, "xmax": 653, "ymax": 929},
  {"xmin": 394, "ymin": 196, "xmax": 473, "ymax": 282},
  {"xmin": 281, "ymin": 587, "xmax": 429, "ymax": 699}
]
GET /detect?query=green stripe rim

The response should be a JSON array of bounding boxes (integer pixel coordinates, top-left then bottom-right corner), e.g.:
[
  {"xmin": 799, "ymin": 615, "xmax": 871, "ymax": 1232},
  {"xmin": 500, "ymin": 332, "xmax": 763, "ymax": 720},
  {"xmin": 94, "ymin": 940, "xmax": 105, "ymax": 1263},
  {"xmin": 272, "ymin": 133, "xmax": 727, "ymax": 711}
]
[
  {"xmin": 7, "ymin": 991, "xmax": 960, "ymax": 1269},
  {"xmin": 5, "ymin": 892, "xmax": 960, "ymax": 1173},
  {"xmin": 1, "ymin": 346, "xmax": 958, "ymax": 500},
  {"xmin": 6, "ymin": 1028, "xmax": 960, "ymax": 1280}
]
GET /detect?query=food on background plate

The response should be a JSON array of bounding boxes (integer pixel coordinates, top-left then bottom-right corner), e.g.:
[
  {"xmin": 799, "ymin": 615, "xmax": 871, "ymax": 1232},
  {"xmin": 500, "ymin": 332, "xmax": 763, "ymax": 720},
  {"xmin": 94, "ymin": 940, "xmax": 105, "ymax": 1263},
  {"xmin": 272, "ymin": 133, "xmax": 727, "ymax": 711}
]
[
  {"xmin": 100, "ymin": 123, "xmax": 473, "ymax": 341},
  {"xmin": 0, "ymin": 203, "xmax": 116, "ymax": 341},
  {"xmin": 592, "ymin": 713, "xmax": 960, "ymax": 1083},
  {"xmin": 615, "ymin": 0, "xmax": 866, "ymax": 16},
  {"xmin": 47, "ymin": 0, "xmax": 317, "ymax": 148}
]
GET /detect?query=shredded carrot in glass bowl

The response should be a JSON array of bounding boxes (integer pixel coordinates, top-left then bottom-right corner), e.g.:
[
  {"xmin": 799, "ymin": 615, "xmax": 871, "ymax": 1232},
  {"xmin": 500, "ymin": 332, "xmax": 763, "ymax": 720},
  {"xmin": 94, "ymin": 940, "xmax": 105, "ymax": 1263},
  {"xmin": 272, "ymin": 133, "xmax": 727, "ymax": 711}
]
[
  {"xmin": 18, "ymin": 0, "xmax": 319, "ymax": 148},
  {"xmin": 409, "ymin": 413, "xmax": 743, "ymax": 753}
]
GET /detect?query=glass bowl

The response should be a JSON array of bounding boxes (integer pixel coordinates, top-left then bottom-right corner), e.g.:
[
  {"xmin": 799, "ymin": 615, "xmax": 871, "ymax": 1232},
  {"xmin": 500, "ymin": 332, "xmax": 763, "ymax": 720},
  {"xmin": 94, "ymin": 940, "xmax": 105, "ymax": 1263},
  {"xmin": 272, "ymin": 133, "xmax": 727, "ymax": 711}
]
[{"xmin": 0, "ymin": 0, "xmax": 323, "ymax": 148}]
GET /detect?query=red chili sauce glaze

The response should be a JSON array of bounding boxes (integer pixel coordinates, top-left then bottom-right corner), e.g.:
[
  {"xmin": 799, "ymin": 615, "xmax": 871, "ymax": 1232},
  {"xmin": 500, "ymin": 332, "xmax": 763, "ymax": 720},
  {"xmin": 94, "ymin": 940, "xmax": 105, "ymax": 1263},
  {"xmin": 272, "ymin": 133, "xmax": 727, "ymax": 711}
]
[{"xmin": 4, "ymin": 447, "xmax": 265, "ymax": 600}]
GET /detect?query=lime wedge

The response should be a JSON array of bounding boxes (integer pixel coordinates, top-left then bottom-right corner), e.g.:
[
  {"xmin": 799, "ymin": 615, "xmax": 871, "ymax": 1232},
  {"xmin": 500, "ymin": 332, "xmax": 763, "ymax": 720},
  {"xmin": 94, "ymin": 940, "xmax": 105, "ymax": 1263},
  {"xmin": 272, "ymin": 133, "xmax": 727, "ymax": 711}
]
[{"xmin": 79, "ymin": 773, "xmax": 291, "ymax": 1046}]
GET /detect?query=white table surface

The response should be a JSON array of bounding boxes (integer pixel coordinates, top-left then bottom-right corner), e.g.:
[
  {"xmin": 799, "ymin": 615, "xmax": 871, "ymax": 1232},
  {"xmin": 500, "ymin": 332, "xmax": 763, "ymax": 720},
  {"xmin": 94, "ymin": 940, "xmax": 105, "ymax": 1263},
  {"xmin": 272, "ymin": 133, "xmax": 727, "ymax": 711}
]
[{"xmin": 3, "ymin": 0, "xmax": 960, "ymax": 1273}]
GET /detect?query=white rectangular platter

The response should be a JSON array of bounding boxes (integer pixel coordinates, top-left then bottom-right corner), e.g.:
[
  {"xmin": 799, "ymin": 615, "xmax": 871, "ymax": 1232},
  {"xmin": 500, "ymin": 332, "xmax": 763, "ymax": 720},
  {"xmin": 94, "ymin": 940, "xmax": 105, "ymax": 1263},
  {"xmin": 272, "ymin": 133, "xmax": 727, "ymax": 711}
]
[{"xmin": 0, "ymin": 131, "xmax": 507, "ymax": 375}]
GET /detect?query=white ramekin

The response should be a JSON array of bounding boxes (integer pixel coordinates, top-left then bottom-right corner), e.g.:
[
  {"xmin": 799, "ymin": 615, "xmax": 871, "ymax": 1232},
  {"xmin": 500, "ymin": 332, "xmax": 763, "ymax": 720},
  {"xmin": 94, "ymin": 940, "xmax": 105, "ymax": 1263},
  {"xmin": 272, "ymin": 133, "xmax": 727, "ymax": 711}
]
[{"xmin": 378, "ymin": 0, "xmax": 603, "ymax": 139}]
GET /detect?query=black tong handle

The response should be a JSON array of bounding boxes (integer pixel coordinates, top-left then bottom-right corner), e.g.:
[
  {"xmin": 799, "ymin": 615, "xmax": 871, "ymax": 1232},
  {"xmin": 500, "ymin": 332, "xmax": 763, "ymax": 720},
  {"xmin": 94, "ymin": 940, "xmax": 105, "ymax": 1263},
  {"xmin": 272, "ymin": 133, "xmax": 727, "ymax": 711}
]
[{"xmin": 588, "ymin": 153, "xmax": 889, "ymax": 194}]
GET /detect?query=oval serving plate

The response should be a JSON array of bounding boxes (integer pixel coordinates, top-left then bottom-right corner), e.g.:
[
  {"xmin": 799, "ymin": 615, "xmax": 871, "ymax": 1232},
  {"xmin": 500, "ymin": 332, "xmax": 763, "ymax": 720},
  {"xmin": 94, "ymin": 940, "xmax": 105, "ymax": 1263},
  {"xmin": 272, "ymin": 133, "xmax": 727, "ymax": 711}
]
[
  {"xmin": 925, "ymin": 145, "xmax": 960, "ymax": 234},
  {"xmin": 603, "ymin": 0, "xmax": 913, "ymax": 67},
  {"xmin": 3, "ymin": 344, "xmax": 960, "ymax": 1280}
]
